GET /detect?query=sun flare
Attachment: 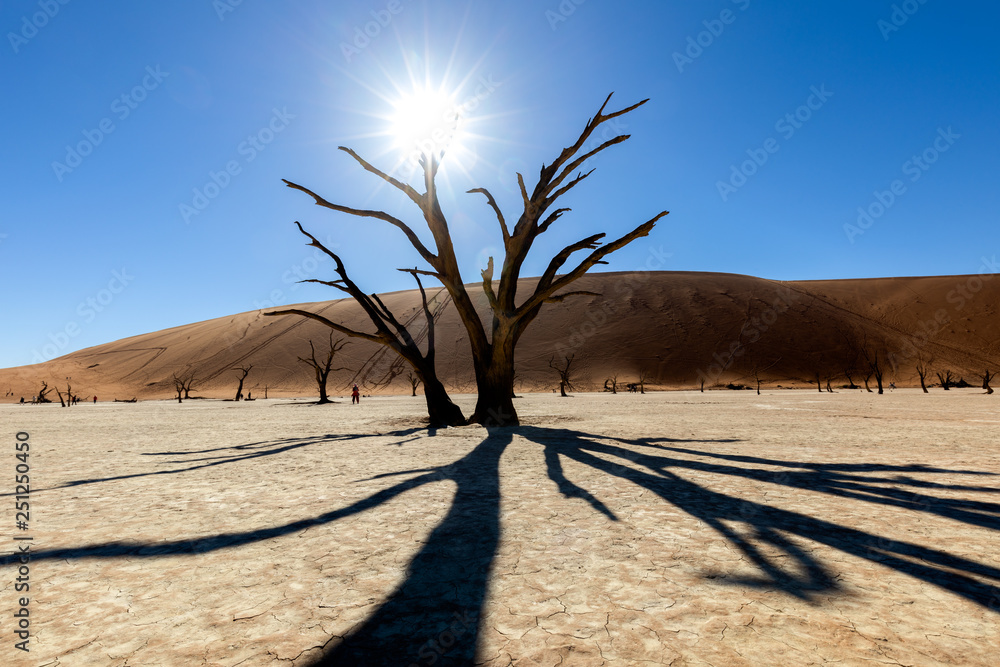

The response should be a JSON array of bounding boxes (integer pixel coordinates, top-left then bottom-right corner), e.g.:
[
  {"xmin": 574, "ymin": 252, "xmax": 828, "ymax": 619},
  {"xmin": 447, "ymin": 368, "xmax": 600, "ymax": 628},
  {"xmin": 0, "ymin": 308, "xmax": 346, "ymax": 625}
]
[{"xmin": 389, "ymin": 87, "xmax": 465, "ymax": 158}]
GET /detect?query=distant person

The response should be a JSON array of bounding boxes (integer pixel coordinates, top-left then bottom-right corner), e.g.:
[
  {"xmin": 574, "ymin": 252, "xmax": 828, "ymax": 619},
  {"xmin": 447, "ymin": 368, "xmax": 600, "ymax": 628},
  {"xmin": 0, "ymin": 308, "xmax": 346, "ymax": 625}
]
[
  {"xmin": 351, "ymin": 384, "xmax": 360, "ymax": 404},
  {"xmin": 19, "ymin": 397, "xmax": 24, "ymax": 404},
  {"xmin": 93, "ymin": 395, "xmax": 97, "ymax": 404}
]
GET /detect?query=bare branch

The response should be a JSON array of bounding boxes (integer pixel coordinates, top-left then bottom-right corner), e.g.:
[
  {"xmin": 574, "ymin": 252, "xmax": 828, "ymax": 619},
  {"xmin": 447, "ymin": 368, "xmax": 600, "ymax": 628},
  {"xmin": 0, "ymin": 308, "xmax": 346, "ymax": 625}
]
[
  {"xmin": 480, "ymin": 256, "xmax": 499, "ymax": 311},
  {"xmin": 468, "ymin": 188, "xmax": 509, "ymax": 242},
  {"xmin": 544, "ymin": 290, "xmax": 601, "ymax": 304},
  {"xmin": 537, "ymin": 207, "xmax": 572, "ymax": 236},
  {"xmin": 264, "ymin": 308, "xmax": 384, "ymax": 346},
  {"xmin": 338, "ymin": 146, "xmax": 424, "ymax": 208},
  {"xmin": 519, "ymin": 211, "xmax": 666, "ymax": 317},
  {"xmin": 283, "ymin": 180, "xmax": 436, "ymax": 264}
]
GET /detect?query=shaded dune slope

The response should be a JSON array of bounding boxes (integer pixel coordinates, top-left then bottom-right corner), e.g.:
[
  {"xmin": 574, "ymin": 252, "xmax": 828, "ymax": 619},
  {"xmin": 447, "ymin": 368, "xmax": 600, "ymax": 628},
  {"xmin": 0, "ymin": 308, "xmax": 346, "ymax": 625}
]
[{"xmin": 3, "ymin": 271, "xmax": 998, "ymax": 400}]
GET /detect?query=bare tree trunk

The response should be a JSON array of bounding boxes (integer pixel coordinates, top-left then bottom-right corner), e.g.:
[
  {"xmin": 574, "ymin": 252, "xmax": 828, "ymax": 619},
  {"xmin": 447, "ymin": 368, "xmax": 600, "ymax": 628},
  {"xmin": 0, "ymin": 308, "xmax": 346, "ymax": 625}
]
[
  {"xmin": 470, "ymin": 344, "xmax": 517, "ymax": 426},
  {"xmin": 916, "ymin": 364, "xmax": 929, "ymax": 393},
  {"xmin": 423, "ymin": 375, "xmax": 465, "ymax": 427}
]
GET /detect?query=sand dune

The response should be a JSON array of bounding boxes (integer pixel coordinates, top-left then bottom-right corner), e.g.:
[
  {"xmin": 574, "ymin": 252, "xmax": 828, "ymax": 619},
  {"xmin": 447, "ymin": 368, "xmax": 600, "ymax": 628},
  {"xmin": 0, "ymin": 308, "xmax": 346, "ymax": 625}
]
[{"xmin": 3, "ymin": 270, "xmax": 998, "ymax": 402}]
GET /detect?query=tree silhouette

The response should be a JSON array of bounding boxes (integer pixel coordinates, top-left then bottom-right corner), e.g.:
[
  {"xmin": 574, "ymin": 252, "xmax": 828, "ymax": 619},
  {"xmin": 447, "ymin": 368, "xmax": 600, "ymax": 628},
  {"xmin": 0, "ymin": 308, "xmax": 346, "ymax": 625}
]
[
  {"xmin": 172, "ymin": 372, "xmax": 198, "ymax": 403},
  {"xmin": 981, "ymin": 368, "xmax": 996, "ymax": 395},
  {"xmin": 267, "ymin": 94, "xmax": 666, "ymax": 426},
  {"xmin": 406, "ymin": 370, "xmax": 421, "ymax": 397},
  {"xmin": 233, "ymin": 365, "xmax": 252, "ymax": 401},
  {"xmin": 548, "ymin": 353, "xmax": 576, "ymax": 397},
  {"xmin": 916, "ymin": 360, "xmax": 930, "ymax": 393},
  {"xmin": 298, "ymin": 334, "xmax": 348, "ymax": 405}
]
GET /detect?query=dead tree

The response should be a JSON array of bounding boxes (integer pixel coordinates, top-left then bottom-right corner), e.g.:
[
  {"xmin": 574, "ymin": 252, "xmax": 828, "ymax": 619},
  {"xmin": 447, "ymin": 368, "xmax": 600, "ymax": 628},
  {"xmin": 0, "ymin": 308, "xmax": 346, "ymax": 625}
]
[
  {"xmin": 407, "ymin": 371, "xmax": 422, "ymax": 397},
  {"xmin": 981, "ymin": 369, "xmax": 996, "ymax": 395},
  {"xmin": 172, "ymin": 373, "xmax": 198, "ymax": 403},
  {"xmin": 549, "ymin": 354, "xmax": 575, "ymax": 397},
  {"xmin": 233, "ymin": 365, "xmax": 252, "ymax": 401},
  {"xmin": 298, "ymin": 335, "xmax": 348, "ymax": 405},
  {"xmin": 35, "ymin": 381, "xmax": 52, "ymax": 404},
  {"xmin": 268, "ymin": 94, "xmax": 666, "ymax": 426},
  {"xmin": 604, "ymin": 375, "xmax": 619, "ymax": 394},
  {"xmin": 915, "ymin": 362, "xmax": 930, "ymax": 393},
  {"xmin": 936, "ymin": 370, "xmax": 954, "ymax": 391},
  {"xmin": 857, "ymin": 333, "xmax": 886, "ymax": 395},
  {"xmin": 55, "ymin": 382, "xmax": 70, "ymax": 408},
  {"xmin": 636, "ymin": 367, "xmax": 651, "ymax": 394}
]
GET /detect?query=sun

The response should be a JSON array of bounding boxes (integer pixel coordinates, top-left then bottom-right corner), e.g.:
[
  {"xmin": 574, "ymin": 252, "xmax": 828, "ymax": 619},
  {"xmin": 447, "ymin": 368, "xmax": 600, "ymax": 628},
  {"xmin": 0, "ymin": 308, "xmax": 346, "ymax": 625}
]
[{"xmin": 389, "ymin": 87, "xmax": 465, "ymax": 159}]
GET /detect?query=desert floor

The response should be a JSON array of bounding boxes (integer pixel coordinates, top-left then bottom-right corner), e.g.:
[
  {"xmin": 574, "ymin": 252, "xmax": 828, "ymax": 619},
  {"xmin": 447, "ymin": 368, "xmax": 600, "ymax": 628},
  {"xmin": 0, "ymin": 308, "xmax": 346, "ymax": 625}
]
[{"xmin": 2, "ymin": 389, "xmax": 999, "ymax": 666}]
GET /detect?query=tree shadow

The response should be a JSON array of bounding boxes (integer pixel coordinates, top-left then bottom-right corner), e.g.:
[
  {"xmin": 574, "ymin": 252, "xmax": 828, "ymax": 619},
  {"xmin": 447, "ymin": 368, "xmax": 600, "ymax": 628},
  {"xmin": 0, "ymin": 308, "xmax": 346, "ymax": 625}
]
[
  {"xmin": 0, "ymin": 429, "xmax": 428, "ymax": 497},
  {"xmin": 9, "ymin": 425, "xmax": 1000, "ymax": 666},
  {"xmin": 519, "ymin": 426, "xmax": 1000, "ymax": 608}
]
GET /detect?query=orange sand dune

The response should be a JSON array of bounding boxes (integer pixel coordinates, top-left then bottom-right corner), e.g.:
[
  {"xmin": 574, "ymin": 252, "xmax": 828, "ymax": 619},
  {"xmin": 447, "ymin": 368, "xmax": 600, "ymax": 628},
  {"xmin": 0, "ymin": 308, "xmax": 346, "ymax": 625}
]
[{"xmin": 2, "ymin": 271, "xmax": 998, "ymax": 402}]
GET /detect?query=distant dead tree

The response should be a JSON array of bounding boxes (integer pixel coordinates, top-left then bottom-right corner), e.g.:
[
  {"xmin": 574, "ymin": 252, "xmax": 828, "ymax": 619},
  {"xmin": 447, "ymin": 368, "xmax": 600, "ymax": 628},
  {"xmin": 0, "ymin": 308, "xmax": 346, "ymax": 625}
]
[
  {"xmin": 55, "ymin": 380, "xmax": 71, "ymax": 408},
  {"xmin": 915, "ymin": 361, "xmax": 930, "ymax": 393},
  {"xmin": 299, "ymin": 334, "xmax": 348, "ymax": 404},
  {"xmin": 936, "ymin": 370, "xmax": 954, "ymax": 391},
  {"xmin": 266, "ymin": 93, "xmax": 666, "ymax": 426},
  {"xmin": 407, "ymin": 370, "xmax": 422, "ymax": 397},
  {"xmin": 604, "ymin": 375, "xmax": 619, "ymax": 394},
  {"xmin": 856, "ymin": 332, "xmax": 886, "ymax": 395},
  {"xmin": 172, "ymin": 373, "xmax": 198, "ymax": 403},
  {"xmin": 862, "ymin": 349, "xmax": 885, "ymax": 394},
  {"xmin": 549, "ymin": 354, "xmax": 575, "ymax": 397},
  {"xmin": 842, "ymin": 349, "xmax": 861, "ymax": 389},
  {"xmin": 740, "ymin": 347, "xmax": 781, "ymax": 396},
  {"xmin": 35, "ymin": 381, "xmax": 52, "ymax": 404},
  {"xmin": 636, "ymin": 367, "xmax": 651, "ymax": 394},
  {"xmin": 980, "ymin": 369, "xmax": 996, "ymax": 395},
  {"xmin": 233, "ymin": 365, "xmax": 252, "ymax": 401}
]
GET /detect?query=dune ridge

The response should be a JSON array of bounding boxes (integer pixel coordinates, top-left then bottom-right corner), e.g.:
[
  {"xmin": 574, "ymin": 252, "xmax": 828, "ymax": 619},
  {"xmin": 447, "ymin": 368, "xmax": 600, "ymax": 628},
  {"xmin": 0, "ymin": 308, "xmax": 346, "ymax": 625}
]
[{"xmin": 3, "ymin": 270, "xmax": 998, "ymax": 401}]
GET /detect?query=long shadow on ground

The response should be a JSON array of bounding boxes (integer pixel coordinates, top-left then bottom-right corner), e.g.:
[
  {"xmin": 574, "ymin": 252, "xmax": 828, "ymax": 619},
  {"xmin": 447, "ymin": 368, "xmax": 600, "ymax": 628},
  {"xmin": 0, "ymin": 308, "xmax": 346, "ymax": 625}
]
[{"xmin": 12, "ymin": 426, "xmax": 1000, "ymax": 666}]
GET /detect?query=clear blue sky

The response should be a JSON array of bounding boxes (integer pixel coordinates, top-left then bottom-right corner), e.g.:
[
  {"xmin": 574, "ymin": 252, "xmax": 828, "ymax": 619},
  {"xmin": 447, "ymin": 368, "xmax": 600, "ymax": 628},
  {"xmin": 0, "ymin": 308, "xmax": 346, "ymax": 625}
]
[{"xmin": 2, "ymin": 0, "xmax": 998, "ymax": 369}]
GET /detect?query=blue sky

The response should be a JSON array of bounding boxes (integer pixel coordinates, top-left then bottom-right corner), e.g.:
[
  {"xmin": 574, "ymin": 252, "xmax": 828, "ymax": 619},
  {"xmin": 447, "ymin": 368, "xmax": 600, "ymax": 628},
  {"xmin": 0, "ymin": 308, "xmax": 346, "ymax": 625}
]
[{"xmin": 2, "ymin": 0, "xmax": 998, "ymax": 369}]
